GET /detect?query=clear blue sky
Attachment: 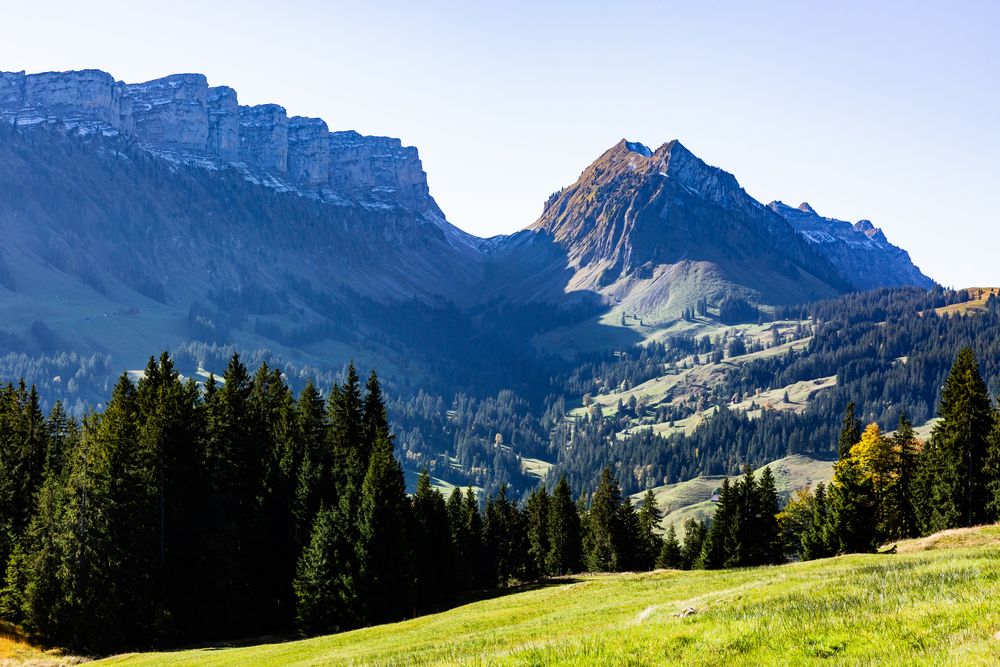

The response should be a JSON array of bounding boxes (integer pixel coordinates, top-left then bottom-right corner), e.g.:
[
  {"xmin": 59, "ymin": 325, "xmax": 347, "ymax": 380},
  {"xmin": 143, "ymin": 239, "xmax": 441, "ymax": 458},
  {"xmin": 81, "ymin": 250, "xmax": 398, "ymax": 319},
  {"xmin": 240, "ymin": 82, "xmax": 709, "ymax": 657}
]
[{"xmin": 2, "ymin": 1, "xmax": 997, "ymax": 286}]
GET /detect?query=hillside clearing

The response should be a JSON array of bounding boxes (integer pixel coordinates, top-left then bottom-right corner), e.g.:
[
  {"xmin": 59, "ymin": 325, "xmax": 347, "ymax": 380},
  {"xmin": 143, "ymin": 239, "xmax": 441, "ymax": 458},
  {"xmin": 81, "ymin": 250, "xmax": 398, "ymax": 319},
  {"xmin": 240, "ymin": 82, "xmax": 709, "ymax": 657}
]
[{"xmin": 99, "ymin": 525, "xmax": 1000, "ymax": 666}]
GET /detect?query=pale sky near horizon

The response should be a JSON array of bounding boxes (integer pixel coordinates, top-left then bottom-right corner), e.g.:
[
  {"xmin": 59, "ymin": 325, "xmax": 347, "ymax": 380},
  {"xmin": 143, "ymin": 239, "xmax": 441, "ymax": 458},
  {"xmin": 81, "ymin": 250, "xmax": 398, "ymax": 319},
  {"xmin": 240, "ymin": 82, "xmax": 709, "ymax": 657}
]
[{"xmin": 2, "ymin": 1, "xmax": 997, "ymax": 286}]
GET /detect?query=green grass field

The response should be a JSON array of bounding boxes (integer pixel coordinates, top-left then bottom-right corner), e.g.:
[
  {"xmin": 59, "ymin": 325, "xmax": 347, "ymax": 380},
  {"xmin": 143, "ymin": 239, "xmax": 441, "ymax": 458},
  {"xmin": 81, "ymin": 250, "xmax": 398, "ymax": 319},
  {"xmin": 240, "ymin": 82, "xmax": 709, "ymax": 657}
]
[{"xmin": 98, "ymin": 525, "xmax": 1000, "ymax": 666}]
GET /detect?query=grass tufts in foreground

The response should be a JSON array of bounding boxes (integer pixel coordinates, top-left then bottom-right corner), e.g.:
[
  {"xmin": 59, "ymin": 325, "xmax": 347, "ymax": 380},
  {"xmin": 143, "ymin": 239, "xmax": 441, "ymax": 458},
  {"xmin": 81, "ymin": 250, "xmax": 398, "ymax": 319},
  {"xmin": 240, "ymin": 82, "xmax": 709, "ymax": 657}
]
[{"xmin": 99, "ymin": 525, "xmax": 1000, "ymax": 666}]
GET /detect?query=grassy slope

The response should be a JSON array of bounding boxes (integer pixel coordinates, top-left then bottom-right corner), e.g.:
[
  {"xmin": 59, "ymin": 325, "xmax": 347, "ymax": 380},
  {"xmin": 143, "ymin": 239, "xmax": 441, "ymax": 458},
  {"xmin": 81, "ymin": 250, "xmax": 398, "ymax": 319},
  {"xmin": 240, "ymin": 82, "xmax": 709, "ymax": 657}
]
[{"xmin": 99, "ymin": 526, "xmax": 1000, "ymax": 667}]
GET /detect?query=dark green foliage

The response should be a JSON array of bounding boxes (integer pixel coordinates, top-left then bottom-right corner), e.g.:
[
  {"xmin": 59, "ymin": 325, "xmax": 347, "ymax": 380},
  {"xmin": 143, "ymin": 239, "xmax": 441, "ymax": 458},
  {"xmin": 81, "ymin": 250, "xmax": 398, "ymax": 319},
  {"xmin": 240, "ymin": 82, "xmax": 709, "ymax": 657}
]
[
  {"xmin": 545, "ymin": 477, "xmax": 582, "ymax": 576},
  {"xmin": 917, "ymin": 348, "xmax": 993, "ymax": 531},
  {"xmin": 801, "ymin": 483, "xmax": 835, "ymax": 560},
  {"xmin": 635, "ymin": 490, "xmax": 663, "ymax": 571},
  {"xmin": 656, "ymin": 524, "xmax": 683, "ymax": 569},
  {"xmin": 827, "ymin": 457, "xmax": 878, "ymax": 554},
  {"xmin": 357, "ymin": 435, "xmax": 411, "ymax": 624},
  {"xmin": 680, "ymin": 519, "xmax": 707, "ymax": 570},
  {"xmin": 411, "ymin": 470, "xmax": 454, "ymax": 606},
  {"xmin": 702, "ymin": 468, "xmax": 783, "ymax": 569},
  {"xmin": 892, "ymin": 414, "xmax": 921, "ymax": 539},
  {"xmin": 483, "ymin": 486, "xmax": 528, "ymax": 587},
  {"xmin": 583, "ymin": 467, "xmax": 632, "ymax": 572},
  {"xmin": 525, "ymin": 486, "xmax": 550, "ymax": 579},
  {"xmin": 838, "ymin": 402, "xmax": 861, "ymax": 460}
]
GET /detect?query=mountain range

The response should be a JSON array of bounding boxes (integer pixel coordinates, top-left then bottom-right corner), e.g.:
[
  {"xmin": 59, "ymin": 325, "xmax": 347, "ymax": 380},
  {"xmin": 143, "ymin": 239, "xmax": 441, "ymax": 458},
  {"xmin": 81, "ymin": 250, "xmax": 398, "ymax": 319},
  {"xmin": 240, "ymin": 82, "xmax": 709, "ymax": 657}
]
[{"xmin": 0, "ymin": 68, "xmax": 934, "ymax": 407}]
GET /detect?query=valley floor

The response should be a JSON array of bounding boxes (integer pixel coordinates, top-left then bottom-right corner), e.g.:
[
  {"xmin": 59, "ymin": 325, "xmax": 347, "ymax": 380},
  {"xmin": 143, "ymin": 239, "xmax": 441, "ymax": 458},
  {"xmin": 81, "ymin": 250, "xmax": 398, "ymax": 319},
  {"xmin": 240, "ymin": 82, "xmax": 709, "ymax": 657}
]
[{"xmin": 97, "ymin": 526, "xmax": 1000, "ymax": 666}]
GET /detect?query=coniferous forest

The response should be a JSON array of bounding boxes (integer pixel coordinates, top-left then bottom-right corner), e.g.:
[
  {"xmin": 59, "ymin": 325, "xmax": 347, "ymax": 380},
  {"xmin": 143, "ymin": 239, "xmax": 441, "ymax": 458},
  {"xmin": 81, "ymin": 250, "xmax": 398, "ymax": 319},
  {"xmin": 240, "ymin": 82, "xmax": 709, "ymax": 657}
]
[{"xmin": 1, "ymin": 343, "xmax": 1000, "ymax": 654}]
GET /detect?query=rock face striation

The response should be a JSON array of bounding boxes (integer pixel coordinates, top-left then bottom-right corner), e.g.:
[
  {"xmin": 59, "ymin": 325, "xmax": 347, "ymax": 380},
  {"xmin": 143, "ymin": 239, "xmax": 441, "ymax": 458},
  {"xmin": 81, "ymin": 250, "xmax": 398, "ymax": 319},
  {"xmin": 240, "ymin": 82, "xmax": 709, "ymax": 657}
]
[
  {"xmin": 768, "ymin": 201, "xmax": 935, "ymax": 290},
  {"xmin": 0, "ymin": 69, "xmax": 445, "ymax": 219}
]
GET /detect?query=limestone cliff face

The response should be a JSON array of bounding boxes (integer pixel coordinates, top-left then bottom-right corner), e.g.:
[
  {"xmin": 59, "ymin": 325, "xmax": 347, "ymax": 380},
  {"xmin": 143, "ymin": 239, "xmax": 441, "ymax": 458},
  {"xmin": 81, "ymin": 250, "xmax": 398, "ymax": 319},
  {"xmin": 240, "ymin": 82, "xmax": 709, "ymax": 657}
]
[
  {"xmin": 238, "ymin": 104, "xmax": 288, "ymax": 175},
  {"xmin": 288, "ymin": 116, "xmax": 330, "ymax": 186},
  {"xmin": 1, "ymin": 70, "xmax": 132, "ymax": 131},
  {"xmin": 207, "ymin": 86, "xmax": 239, "ymax": 161},
  {"xmin": 0, "ymin": 69, "xmax": 447, "ymax": 220},
  {"xmin": 127, "ymin": 74, "xmax": 210, "ymax": 152},
  {"xmin": 328, "ymin": 131, "xmax": 441, "ymax": 215}
]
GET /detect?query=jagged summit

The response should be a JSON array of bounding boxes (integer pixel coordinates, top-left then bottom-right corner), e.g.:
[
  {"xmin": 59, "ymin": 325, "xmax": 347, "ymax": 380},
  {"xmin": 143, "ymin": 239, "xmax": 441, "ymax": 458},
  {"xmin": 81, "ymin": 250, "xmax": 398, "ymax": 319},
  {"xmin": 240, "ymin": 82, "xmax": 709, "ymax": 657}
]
[{"xmin": 768, "ymin": 201, "xmax": 934, "ymax": 290}]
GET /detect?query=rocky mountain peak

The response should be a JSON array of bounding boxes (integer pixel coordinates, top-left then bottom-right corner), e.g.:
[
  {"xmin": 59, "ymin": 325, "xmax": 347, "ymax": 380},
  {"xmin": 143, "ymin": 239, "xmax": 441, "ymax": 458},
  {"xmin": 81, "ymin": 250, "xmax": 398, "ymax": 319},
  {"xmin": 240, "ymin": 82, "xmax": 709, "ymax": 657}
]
[{"xmin": 798, "ymin": 202, "xmax": 816, "ymax": 214}]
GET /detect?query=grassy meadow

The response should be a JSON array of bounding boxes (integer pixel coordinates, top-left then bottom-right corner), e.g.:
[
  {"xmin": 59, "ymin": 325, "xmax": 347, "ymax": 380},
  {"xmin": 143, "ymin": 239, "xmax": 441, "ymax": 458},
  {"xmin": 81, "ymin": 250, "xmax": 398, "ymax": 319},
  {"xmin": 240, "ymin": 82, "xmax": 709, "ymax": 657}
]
[{"xmin": 97, "ymin": 525, "xmax": 1000, "ymax": 666}]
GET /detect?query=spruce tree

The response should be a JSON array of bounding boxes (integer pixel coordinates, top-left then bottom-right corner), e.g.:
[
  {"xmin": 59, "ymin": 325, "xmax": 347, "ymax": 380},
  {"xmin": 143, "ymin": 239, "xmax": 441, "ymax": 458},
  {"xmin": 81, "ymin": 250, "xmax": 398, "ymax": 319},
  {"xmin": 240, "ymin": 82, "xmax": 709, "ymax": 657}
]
[
  {"xmin": 525, "ymin": 485, "xmax": 550, "ymax": 578},
  {"xmin": 801, "ymin": 482, "xmax": 834, "ymax": 560},
  {"xmin": 838, "ymin": 402, "xmax": 862, "ymax": 459},
  {"xmin": 636, "ymin": 489, "xmax": 663, "ymax": 571},
  {"xmin": 545, "ymin": 477, "xmax": 582, "ymax": 576},
  {"xmin": 293, "ymin": 506, "xmax": 342, "ymax": 635},
  {"xmin": 827, "ymin": 456, "xmax": 877, "ymax": 554},
  {"xmin": 584, "ymin": 467, "xmax": 627, "ymax": 572},
  {"xmin": 920, "ymin": 348, "xmax": 993, "ymax": 530},
  {"xmin": 754, "ymin": 467, "xmax": 782, "ymax": 565},
  {"xmin": 656, "ymin": 524, "xmax": 683, "ymax": 569},
  {"xmin": 892, "ymin": 413, "xmax": 921, "ymax": 539},
  {"xmin": 700, "ymin": 478, "xmax": 734, "ymax": 569},
  {"xmin": 681, "ymin": 519, "xmax": 707, "ymax": 570},
  {"xmin": 411, "ymin": 469, "xmax": 453, "ymax": 607},
  {"xmin": 357, "ymin": 434, "xmax": 411, "ymax": 624}
]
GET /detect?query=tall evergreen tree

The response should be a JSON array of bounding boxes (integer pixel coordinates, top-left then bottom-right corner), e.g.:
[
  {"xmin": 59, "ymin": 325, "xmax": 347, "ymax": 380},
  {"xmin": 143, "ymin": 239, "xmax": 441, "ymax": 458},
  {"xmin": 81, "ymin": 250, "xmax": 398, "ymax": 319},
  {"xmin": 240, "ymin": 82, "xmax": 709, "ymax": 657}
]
[
  {"xmin": 656, "ymin": 524, "xmax": 683, "ymax": 569},
  {"xmin": 681, "ymin": 519, "xmax": 707, "ymax": 570},
  {"xmin": 754, "ymin": 467, "xmax": 782, "ymax": 565},
  {"xmin": 838, "ymin": 402, "xmax": 862, "ymax": 459},
  {"xmin": 525, "ymin": 485, "xmax": 550, "ymax": 578},
  {"xmin": 356, "ymin": 434, "xmax": 411, "ymax": 624},
  {"xmin": 411, "ymin": 470, "xmax": 453, "ymax": 607},
  {"xmin": 892, "ymin": 413, "xmax": 921, "ymax": 539},
  {"xmin": 918, "ymin": 348, "xmax": 993, "ymax": 531},
  {"xmin": 700, "ymin": 478, "xmax": 734, "ymax": 569},
  {"xmin": 636, "ymin": 489, "xmax": 663, "ymax": 571},
  {"xmin": 827, "ymin": 456, "xmax": 878, "ymax": 554},
  {"xmin": 584, "ymin": 467, "xmax": 628, "ymax": 572},
  {"xmin": 545, "ymin": 477, "xmax": 582, "ymax": 576},
  {"xmin": 801, "ymin": 482, "xmax": 834, "ymax": 560}
]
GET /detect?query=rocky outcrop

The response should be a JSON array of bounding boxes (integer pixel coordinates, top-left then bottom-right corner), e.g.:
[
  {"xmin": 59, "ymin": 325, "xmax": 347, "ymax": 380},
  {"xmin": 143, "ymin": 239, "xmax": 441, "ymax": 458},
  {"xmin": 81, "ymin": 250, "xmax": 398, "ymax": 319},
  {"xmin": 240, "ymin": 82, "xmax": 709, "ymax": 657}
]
[
  {"xmin": 238, "ymin": 104, "xmax": 288, "ymax": 175},
  {"xmin": 328, "ymin": 131, "xmax": 440, "ymax": 214},
  {"xmin": 769, "ymin": 201, "xmax": 935, "ymax": 290},
  {"xmin": 0, "ymin": 69, "xmax": 449, "ymax": 217},
  {"xmin": 288, "ymin": 117, "xmax": 329, "ymax": 186},
  {"xmin": 0, "ymin": 70, "xmax": 132, "ymax": 131},
  {"xmin": 126, "ymin": 74, "xmax": 209, "ymax": 152},
  {"xmin": 207, "ymin": 86, "xmax": 239, "ymax": 161}
]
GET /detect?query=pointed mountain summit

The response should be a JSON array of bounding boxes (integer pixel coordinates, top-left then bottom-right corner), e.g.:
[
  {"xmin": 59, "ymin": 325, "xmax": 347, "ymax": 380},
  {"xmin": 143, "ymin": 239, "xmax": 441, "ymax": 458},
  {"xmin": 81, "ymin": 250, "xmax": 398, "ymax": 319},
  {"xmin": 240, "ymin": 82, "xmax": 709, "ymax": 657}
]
[{"xmin": 492, "ymin": 139, "xmax": 852, "ymax": 324}]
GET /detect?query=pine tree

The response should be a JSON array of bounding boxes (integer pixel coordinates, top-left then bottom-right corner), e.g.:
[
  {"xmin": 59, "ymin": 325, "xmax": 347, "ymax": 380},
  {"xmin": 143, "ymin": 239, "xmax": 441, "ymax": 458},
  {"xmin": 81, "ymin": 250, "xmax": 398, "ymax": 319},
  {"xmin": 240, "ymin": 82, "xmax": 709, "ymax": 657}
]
[
  {"xmin": 357, "ymin": 434, "xmax": 411, "ymax": 624},
  {"xmin": 801, "ymin": 482, "xmax": 834, "ymax": 560},
  {"xmin": 681, "ymin": 519, "xmax": 707, "ymax": 570},
  {"xmin": 827, "ymin": 456, "xmax": 877, "ymax": 554},
  {"xmin": 754, "ymin": 467, "xmax": 782, "ymax": 565},
  {"xmin": 892, "ymin": 413, "xmax": 921, "ymax": 539},
  {"xmin": 700, "ymin": 478, "xmax": 734, "ymax": 569},
  {"xmin": 838, "ymin": 402, "xmax": 861, "ymax": 459},
  {"xmin": 411, "ymin": 469, "xmax": 453, "ymax": 607},
  {"xmin": 525, "ymin": 485, "xmax": 550, "ymax": 578},
  {"xmin": 545, "ymin": 477, "xmax": 582, "ymax": 576},
  {"xmin": 584, "ymin": 467, "xmax": 627, "ymax": 572},
  {"xmin": 293, "ymin": 507, "xmax": 342, "ymax": 635},
  {"xmin": 919, "ymin": 348, "xmax": 993, "ymax": 531},
  {"xmin": 656, "ymin": 524, "xmax": 683, "ymax": 569},
  {"xmin": 636, "ymin": 489, "xmax": 663, "ymax": 571}
]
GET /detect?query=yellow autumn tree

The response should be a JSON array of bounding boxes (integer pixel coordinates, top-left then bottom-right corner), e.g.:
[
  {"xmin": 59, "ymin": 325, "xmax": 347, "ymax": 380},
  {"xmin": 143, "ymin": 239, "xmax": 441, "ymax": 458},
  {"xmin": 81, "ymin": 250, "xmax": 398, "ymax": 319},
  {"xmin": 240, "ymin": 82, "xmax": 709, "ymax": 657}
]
[{"xmin": 849, "ymin": 422, "xmax": 898, "ymax": 534}]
